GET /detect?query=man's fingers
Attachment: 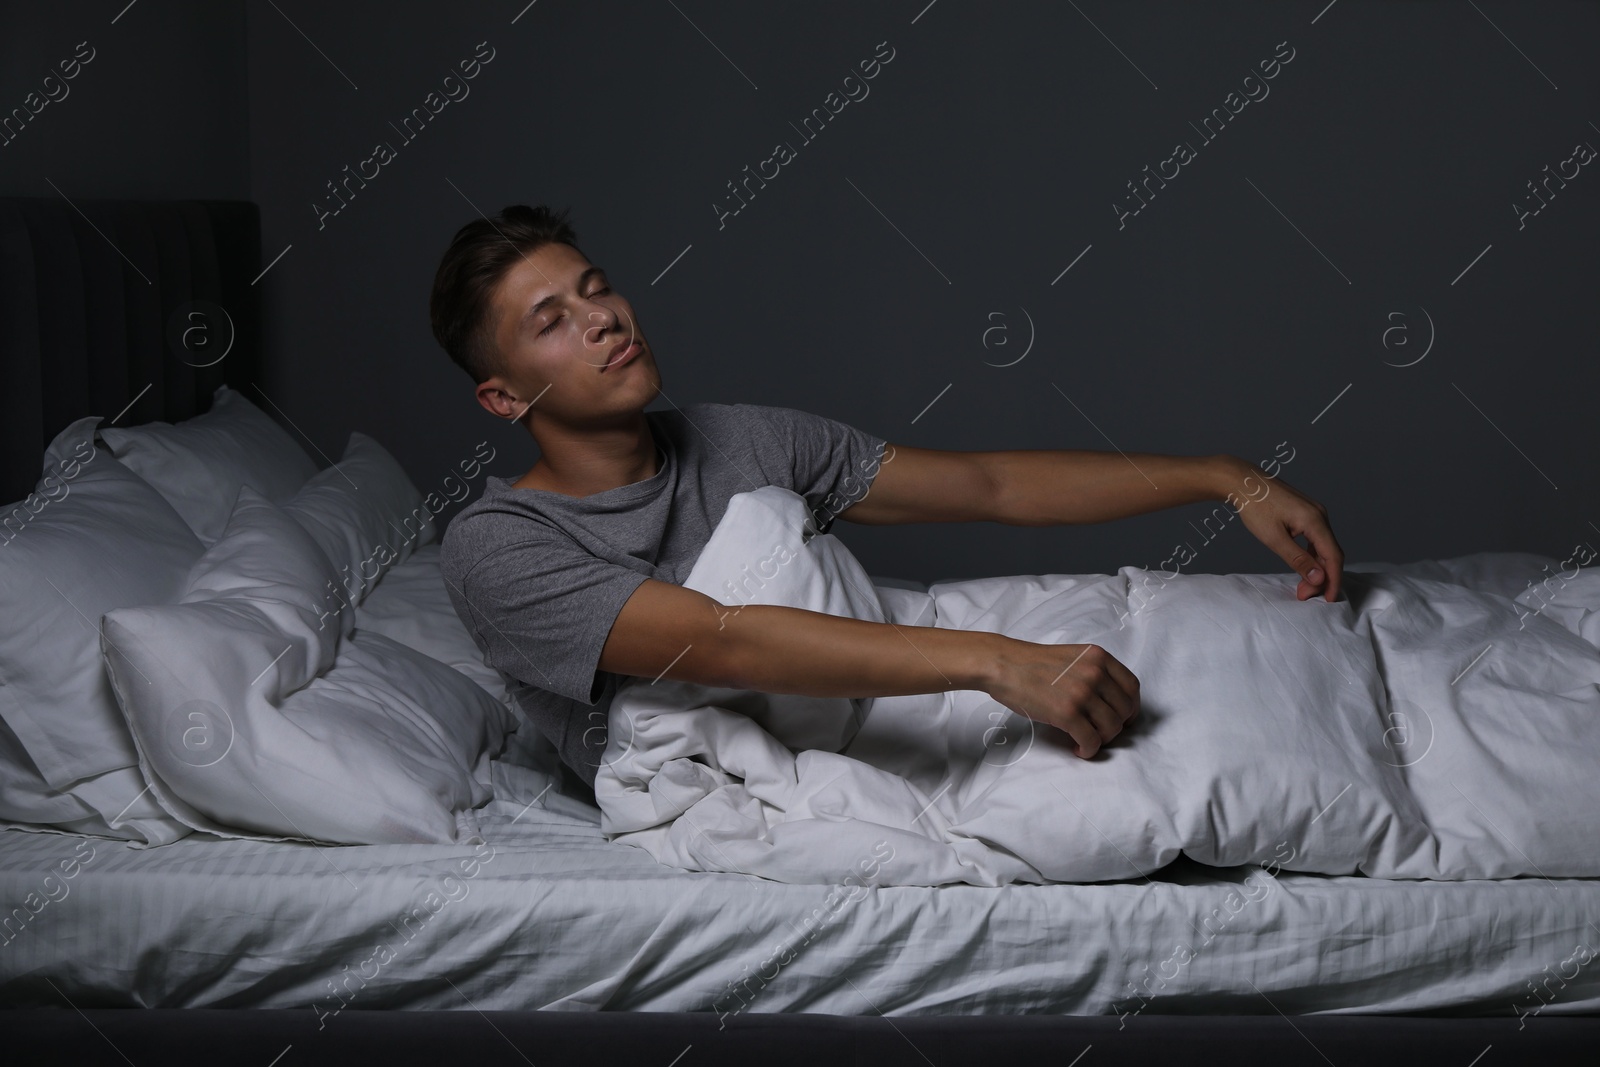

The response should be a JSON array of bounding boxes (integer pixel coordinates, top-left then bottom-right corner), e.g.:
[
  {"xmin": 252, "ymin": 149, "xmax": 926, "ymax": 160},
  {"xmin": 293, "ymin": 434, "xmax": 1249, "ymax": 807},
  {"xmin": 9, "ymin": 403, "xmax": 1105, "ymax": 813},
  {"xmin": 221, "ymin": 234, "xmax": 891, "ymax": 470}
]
[
  {"xmin": 1102, "ymin": 659, "xmax": 1141, "ymax": 721},
  {"xmin": 1038, "ymin": 644, "xmax": 1141, "ymax": 756},
  {"xmin": 1266, "ymin": 516, "xmax": 1347, "ymax": 603},
  {"xmin": 1290, "ymin": 513, "xmax": 1345, "ymax": 603},
  {"xmin": 1071, "ymin": 650, "xmax": 1137, "ymax": 725},
  {"xmin": 1082, "ymin": 695, "xmax": 1125, "ymax": 745},
  {"xmin": 1060, "ymin": 713, "xmax": 1102, "ymax": 759},
  {"xmin": 1302, "ymin": 523, "xmax": 1344, "ymax": 603},
  {"xmin": 1093, "ymin": 677, "xmax": 1135, "ymax": 726},
  {"xmin": 1267, "ymin": 528, "xmax": 1325, "ymax": 596}
]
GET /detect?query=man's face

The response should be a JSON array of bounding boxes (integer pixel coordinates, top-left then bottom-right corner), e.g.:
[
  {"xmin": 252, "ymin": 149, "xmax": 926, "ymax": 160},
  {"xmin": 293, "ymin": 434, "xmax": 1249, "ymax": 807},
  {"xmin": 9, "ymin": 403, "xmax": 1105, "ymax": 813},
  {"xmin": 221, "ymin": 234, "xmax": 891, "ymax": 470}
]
[{"xmin": 478, "ymin": 241, "xmax": 660, "ymax": 424}]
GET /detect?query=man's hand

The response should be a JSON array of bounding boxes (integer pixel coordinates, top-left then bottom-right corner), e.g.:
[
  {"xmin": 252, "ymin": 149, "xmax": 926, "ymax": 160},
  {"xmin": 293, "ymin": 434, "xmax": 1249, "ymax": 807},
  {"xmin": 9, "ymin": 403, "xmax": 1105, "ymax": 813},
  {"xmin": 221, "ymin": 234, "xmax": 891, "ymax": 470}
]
[
  {"xmin": 983, "ymin": 639, "xmax": 1141, "ymax": 759},
  {"xmin": 1220, "ymin": 458, "xmax": 1344, "ymax": 603}
]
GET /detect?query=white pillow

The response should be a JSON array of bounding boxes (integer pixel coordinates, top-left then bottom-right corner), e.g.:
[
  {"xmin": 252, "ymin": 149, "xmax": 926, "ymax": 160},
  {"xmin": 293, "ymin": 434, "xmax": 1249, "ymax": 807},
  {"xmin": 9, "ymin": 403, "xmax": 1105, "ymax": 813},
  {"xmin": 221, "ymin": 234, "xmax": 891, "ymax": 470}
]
[
  {"xmin": 101, "ymin": 486, "xmax": 515, "ymax": 845},
  {"xmin": 0, "ymin": 715, "xmax": 121, "ymax": 838},
  {"xmin": 0, "ymin": 417, "xmax": 198, "ymax": 846},
  {"xmin": 355, "ymin": 544, "xmax": 560, "ymax": 775},
  {"xmin": 282, "ymin": 431, "xmax": 436, "ymax": 615},
  {"xmin": 99, "ymin": 384, "xmax": 318, "ymax": 544}
]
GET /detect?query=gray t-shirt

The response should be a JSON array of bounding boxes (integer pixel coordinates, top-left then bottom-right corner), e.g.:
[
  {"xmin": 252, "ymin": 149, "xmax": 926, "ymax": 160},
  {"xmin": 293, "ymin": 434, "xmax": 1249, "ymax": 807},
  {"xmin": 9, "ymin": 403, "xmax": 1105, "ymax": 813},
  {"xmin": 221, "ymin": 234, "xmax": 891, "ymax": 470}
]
[{"xmin": 440, "ymin": 402, "xmax": 889, "ymax": 790}]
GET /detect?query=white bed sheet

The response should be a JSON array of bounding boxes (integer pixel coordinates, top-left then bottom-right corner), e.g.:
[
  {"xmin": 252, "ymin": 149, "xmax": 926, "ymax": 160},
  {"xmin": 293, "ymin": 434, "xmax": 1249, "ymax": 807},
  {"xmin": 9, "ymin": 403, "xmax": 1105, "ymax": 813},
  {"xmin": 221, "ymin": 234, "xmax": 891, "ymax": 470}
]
[{"xmin": 2, "ymin": 755, "xmax": 1597, "ymax": 1020}]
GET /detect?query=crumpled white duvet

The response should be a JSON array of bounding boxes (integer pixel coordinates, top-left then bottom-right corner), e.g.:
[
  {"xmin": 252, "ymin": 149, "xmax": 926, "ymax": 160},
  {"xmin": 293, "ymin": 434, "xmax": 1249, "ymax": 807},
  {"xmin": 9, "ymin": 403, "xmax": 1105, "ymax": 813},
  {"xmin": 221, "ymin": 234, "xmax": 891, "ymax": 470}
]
[{"xmin": 595, "ymin": 487, "xmax": 1600, "ymax": 887}]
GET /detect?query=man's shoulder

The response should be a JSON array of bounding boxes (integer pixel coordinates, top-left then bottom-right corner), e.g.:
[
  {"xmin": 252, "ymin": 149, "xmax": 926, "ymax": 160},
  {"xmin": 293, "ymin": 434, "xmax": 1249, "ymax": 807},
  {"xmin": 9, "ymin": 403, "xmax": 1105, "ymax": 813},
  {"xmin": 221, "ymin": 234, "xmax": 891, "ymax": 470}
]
[{"xmin": 439, "ymin": 479, "xmax": 563, "ymax": 583}]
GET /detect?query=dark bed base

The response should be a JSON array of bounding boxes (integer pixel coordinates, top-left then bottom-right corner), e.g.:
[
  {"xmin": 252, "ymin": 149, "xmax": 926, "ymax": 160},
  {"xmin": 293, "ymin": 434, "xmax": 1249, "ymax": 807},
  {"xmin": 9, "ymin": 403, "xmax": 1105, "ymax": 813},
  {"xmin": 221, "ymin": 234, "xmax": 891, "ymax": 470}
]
[{"xmin": 7, "ymin": 1008, "xmax": 1600, "ymax": 1065}]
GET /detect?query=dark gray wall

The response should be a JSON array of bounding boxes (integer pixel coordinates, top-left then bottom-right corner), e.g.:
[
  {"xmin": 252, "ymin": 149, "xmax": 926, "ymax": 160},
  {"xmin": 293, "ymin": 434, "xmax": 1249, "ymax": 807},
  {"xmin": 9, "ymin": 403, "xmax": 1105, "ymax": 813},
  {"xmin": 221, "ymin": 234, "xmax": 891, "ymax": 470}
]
[
  {"xmin": 13, "ymin": 2, "xmax": 1600, "ymax": 584},
  {"xmin": 243, "ymin": 0, "xmax": 1599, "ymax": 582},
  {"xmin": 0, "ymin": 2, "xmax": 249, "ymax": 199}
]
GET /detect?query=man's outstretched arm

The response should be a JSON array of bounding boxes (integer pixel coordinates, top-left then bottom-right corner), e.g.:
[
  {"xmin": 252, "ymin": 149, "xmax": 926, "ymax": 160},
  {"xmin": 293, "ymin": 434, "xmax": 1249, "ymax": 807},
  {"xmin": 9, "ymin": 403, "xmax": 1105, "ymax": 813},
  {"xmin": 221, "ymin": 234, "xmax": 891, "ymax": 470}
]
[
  {"xmin": 598, "ymin": 577, "xmax": 1140, "ymax": 759},
  {"xmin": 839, "ymin": 444, "xmax": 1344, "ymax": 602}
]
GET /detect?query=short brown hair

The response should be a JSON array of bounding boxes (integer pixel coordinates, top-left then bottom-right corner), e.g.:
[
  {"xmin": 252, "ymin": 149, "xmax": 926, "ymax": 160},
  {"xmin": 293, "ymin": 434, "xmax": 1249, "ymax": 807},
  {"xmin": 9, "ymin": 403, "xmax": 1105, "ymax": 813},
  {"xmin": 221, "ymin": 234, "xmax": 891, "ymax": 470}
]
[{"xmin": 429, "ymin": 204, "xmax": 583, "ymax": 383}]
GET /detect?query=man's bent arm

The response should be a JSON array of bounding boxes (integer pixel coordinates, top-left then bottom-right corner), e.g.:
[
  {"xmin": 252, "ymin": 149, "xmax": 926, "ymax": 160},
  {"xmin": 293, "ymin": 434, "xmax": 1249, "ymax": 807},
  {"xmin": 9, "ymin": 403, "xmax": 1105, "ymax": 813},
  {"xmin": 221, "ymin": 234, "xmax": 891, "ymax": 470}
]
[
  {"xmin": 597, "ymin": 577, "xmax": 1142, "ymax": 757},
  {"xmin": 598, "ymin": 578, "xmax": 996, "ymax": 698}
]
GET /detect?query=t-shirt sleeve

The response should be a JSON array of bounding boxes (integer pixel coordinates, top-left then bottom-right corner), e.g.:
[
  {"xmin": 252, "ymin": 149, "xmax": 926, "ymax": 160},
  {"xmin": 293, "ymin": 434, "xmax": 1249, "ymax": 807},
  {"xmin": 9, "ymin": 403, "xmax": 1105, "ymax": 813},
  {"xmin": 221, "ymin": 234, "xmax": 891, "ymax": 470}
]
[
  {"xmin": 447, "ymin": 526, "xmax": 650, "ymax": 706},
  {"xmin": 742, "ymin": 404, "xmax": 889, "ymax": 534}
]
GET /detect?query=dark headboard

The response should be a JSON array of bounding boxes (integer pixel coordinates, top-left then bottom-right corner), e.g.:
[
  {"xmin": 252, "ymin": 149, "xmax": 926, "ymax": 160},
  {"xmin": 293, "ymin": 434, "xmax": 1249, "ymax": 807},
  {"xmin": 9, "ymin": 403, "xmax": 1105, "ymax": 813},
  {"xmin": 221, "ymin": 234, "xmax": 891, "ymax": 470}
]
[{"xmin": 0, "ymin": 198, "xmax": 264, "ymax": 502}]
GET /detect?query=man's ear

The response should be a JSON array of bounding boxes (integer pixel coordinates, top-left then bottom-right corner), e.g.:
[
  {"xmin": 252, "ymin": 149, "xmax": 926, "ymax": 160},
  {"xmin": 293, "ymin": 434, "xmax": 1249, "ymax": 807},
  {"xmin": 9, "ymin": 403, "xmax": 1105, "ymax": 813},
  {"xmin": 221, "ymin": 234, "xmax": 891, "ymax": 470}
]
[{"xmin": 474, "ymin": 377, "xmax": 526, "ymax": 422}]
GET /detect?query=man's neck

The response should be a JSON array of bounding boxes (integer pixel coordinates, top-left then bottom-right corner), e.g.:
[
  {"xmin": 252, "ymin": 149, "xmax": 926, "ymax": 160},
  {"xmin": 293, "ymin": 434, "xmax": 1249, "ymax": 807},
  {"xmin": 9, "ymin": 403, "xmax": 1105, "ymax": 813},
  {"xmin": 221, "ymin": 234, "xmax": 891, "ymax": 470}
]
[{"xmin": 516, "ymin": 413, "xmax": 659, "ymax": 498}]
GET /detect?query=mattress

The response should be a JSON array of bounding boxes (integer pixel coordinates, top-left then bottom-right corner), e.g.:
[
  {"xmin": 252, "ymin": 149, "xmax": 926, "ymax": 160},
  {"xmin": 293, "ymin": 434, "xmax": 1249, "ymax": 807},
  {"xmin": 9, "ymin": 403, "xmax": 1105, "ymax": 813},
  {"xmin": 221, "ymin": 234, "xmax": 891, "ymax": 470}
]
[{"xmin": 3, "ymin": 754, "xmax": 1597, "ymax": 1020}]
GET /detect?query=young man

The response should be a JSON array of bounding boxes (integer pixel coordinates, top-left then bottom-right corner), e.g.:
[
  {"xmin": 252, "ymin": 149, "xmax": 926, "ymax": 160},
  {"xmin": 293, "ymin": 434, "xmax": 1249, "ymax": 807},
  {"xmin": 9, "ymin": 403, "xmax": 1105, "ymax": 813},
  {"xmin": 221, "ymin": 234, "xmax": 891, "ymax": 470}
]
[{"xmin": 431, "ymin": 205, "xmax": 1344, "ymax": 793}]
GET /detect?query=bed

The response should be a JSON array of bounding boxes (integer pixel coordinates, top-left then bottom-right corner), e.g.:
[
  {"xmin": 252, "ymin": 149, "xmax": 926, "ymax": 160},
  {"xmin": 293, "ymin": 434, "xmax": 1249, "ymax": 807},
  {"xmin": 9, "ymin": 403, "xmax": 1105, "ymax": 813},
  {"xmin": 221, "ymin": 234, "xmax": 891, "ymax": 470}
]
[{"xmin": 4, "ymin": 197, "xmax": 1598, "ymax": 1064}]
